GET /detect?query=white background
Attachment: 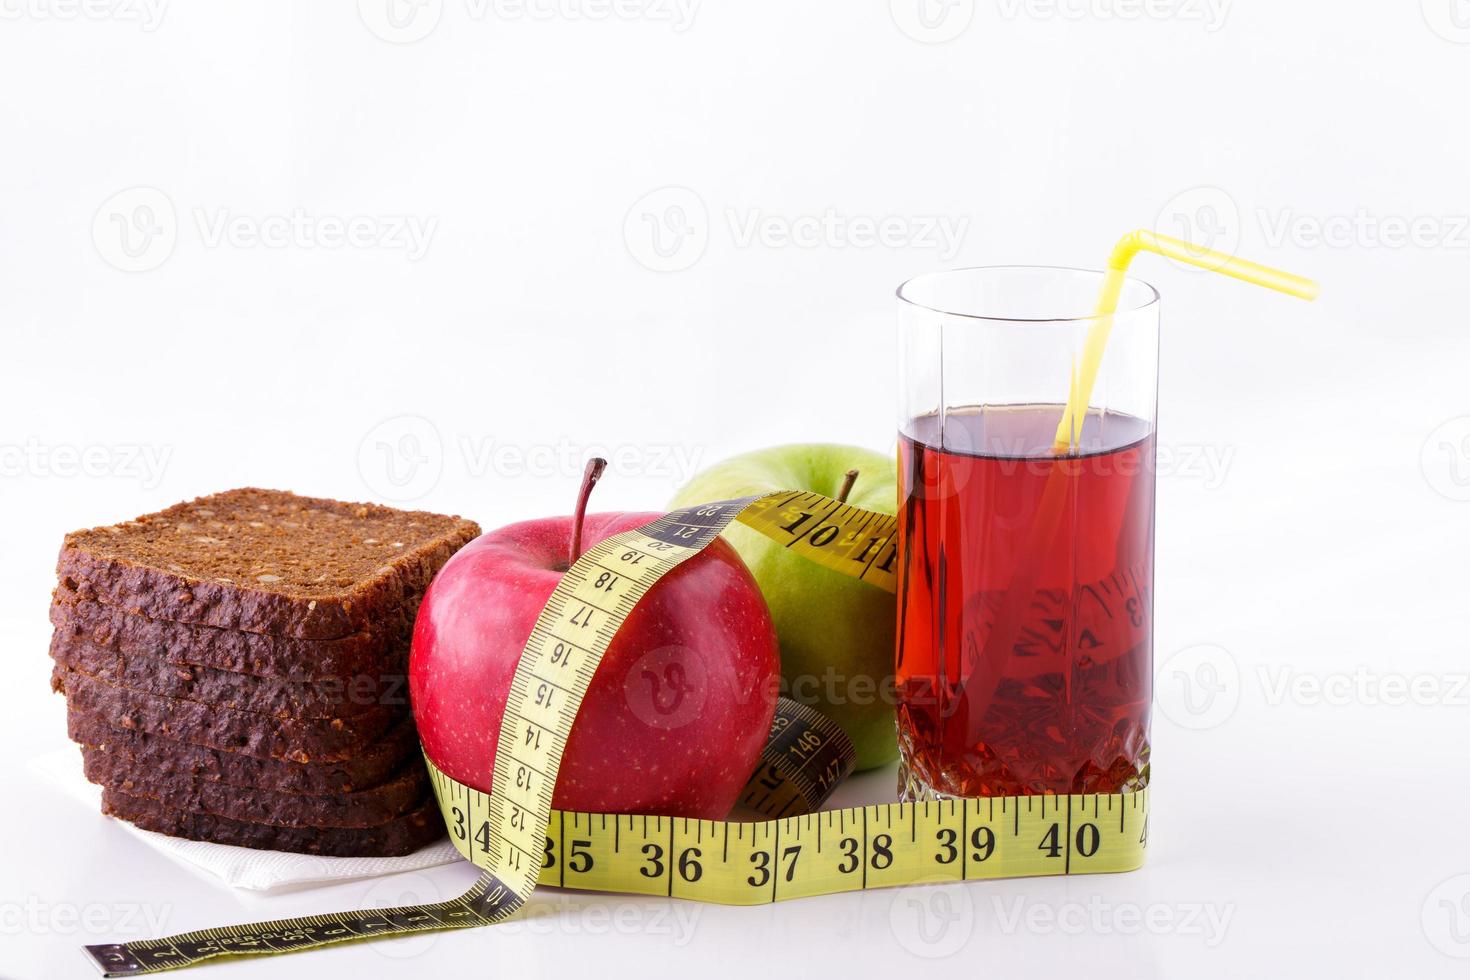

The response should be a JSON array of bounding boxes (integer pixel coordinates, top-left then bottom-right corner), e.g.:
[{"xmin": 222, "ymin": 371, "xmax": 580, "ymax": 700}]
[{"xmin": 3, "ymin": 1, "xmax": 1469, "ymax": 977}]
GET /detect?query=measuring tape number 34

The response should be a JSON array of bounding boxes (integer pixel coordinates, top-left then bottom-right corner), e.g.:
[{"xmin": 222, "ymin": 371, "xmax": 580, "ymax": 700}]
[{"xmin": 85, "ymin": 491, "xmax": 1149, "ymax": 975}]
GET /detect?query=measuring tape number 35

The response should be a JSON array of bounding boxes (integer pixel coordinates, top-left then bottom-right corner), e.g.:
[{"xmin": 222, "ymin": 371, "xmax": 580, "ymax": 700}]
[{"xmin": 85, "ymin": 491, "xmax": 1149, "ymax": 976}]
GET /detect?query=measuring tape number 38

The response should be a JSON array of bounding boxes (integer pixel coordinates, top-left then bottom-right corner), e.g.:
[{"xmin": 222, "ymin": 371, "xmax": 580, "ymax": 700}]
[{"xmin": 85, "ymin": 491, "xmax": 1148, "ymax": 975}]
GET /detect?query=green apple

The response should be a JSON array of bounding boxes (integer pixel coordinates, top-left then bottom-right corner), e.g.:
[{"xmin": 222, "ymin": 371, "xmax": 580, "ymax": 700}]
[{"xmin": 670, "ymin": 444, "xmax": 898, "ymax": 770}]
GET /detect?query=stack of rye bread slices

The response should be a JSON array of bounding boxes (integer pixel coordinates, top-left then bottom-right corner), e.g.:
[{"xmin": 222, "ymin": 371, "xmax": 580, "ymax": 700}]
[{"xmin": 49, "ymin": 488, "xmax": 480, "ymax": 857}]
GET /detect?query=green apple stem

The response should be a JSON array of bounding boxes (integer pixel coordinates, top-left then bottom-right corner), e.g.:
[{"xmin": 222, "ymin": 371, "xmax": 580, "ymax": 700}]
[
  {"xmin": 836, "ymin": 468, "xmax": 859, "ymax": 503},
  {"xmin": 569, "ymin": 457, "xmax": 609, "ymax": 567}
]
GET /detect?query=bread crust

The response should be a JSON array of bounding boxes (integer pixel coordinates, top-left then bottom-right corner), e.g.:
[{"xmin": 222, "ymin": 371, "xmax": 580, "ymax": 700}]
[
  {"xmin": 52, "ymin": 633, "xmax": 407, "ymax": 719},
  {"xmin": 50, "ymin": 596, "xmax": 414, "ymax": 681},
  {"xmin": 57, "ymin": 668, "xmax": 404, "ymax": 764},
  {"xmin": 81, "ymin": 747, "xmax": 427, "ymax": 829},
  {"xmin": 68, "ymin": 710, "xmax": 421, "ymax": 795},
  {"xmin": 58, "ymin": 489, "xmax": 479, "ymax": 639},
  {"xmin": 101, "ymin": 787, "xmax": 444, "ymax": 857}
]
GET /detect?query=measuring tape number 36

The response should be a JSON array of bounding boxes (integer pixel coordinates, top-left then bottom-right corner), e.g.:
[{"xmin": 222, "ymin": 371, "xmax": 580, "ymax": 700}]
[{"xmin": 85, "ymin": 491, "xmax": 1149, "ymax": 975}]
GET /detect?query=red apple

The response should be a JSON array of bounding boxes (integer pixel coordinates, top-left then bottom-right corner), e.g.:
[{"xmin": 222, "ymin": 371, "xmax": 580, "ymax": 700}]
[{"xmin": 409, "ymin": 461, "xmax": 780, "ymax": 820}]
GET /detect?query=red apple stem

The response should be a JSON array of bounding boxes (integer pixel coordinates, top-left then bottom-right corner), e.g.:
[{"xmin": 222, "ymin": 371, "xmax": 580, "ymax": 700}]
[
  {"xmin": 569, "ymin": 457, "xmax": 609, "ymax": 567},
  {"xmin": 836, "ymin": 468, "xmax": 859, "ymax": 504}
]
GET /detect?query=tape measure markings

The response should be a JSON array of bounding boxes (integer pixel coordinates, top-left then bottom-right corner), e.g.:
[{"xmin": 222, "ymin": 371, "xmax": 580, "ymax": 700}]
[
  {"xmin": 427, "ymin": 768, "xmax": 1146, "ymax": 907},
  {"xmin": 86, "ymin": 490, "xmax": 1145, "ymax": 976}
]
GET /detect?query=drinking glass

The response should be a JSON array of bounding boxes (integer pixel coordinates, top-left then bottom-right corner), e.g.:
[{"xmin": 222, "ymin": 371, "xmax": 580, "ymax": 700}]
[{"xmin": 894, "ymin": 266, "xmax": 1159, "ymax": 799}]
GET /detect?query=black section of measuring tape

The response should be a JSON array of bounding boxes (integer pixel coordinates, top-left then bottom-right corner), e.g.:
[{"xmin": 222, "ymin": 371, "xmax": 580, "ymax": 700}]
[
  {"xmin": 739, "ymin": 698, "xmax": 856, "ymax": 818},
  {"xmin": 458, "ymin": 871, "xmax": 525, "ymax": 921},
  {"xmin": 84, "ymin": 945, "xmax": 143, "ymax": 975},
  {"xmin": 83, "ymin": 875, "xmax": 525, "ymax": 975},
  {"xmin": 639, "ymin": 497, "xmax": 759, "ymax": 549}
]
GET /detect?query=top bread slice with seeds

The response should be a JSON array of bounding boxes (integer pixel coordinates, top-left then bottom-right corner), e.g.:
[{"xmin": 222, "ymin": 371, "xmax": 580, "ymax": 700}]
[{"xmin": 57, "ymin": 489, "xmax": 480, "ymax": 640}]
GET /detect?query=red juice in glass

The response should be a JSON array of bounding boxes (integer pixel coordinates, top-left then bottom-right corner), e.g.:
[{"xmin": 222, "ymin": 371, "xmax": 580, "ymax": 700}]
[
  {"xmin": 895, "ymin": 406, "xmax": 1153, "ymax": 797},
  {"xmin": 894, "ymin": 266, "xmax": 1159, "ymax": 800}
]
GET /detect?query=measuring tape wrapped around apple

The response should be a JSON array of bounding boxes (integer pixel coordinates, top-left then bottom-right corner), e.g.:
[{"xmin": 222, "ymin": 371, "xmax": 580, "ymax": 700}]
[{"xmin": 85, "ymin": 460, "xmax": 1147, "ymax": 976}]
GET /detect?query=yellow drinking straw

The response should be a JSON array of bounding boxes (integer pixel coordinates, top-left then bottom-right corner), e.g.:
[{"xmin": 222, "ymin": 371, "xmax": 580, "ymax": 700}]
[
  {"xmin": 964, "ymin": 233, "xmax": 1319, "ymax": 744},
  {"xmin": 1051, "ymin": 230, "xmax": 1320, "ymax": 453}
]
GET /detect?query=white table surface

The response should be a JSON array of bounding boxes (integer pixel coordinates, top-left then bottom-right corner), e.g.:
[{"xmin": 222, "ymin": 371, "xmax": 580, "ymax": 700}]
[{"xmin": 3, "ymin": 2, "xmax": 1469, "ymax": 977}]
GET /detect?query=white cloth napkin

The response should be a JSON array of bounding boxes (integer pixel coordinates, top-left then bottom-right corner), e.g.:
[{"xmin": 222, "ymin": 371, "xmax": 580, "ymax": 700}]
[{"xmin": 30, "ymin": 747, "xmax": 461, "ymax": 892}]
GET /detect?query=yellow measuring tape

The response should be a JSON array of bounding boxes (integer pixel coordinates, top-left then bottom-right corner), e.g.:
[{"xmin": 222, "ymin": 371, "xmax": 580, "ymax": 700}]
[{"xmin": 85, "ymin": 491, "xmax": 1148, "ymax": 976}]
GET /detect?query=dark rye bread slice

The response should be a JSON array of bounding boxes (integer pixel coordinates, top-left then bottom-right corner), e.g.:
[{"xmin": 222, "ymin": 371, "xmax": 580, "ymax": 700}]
[
  {"xmin": 57, "ymin": 488, "xmax": 479, "ymax": 640},
  {"xmin": 49, "ymin": 595, "xmax": 417, "ymax": 682},
  {"xmin": 51, "ymin": 634, "xmax": 408, "ymax": 720},
  {"xmin": 69, "ymin": 710, "xmax": 421, "ymax": 795},
  {"xmin": 102, "ymin": 787, "xmax": 443, "ymax": 857},
  {"xmin": 57, "ymin": 668, "xmax": 402, "ymax": 764},
  {"xmin": 81, "ymin": 748, "xmax": 428, "ymax": 829}
]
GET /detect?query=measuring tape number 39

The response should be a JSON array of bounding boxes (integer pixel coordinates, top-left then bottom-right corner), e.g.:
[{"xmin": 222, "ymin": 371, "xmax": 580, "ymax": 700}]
[{"xmin": 85, "ymin": 491, "xmax": 1149, "ymax": 975}]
